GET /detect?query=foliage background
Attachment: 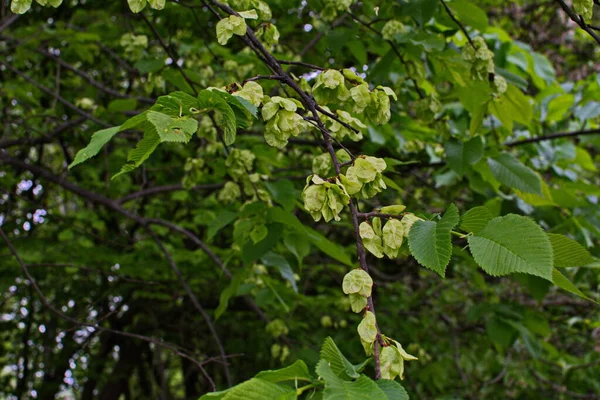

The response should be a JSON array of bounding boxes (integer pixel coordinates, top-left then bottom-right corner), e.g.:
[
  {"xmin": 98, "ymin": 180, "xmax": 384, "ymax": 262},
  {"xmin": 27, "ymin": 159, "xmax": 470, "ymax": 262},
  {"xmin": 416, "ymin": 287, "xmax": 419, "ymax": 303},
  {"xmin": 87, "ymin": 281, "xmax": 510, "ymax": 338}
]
[{"xmin": 1, "ymin": 0, "xmax": 599, "ymax": 399}]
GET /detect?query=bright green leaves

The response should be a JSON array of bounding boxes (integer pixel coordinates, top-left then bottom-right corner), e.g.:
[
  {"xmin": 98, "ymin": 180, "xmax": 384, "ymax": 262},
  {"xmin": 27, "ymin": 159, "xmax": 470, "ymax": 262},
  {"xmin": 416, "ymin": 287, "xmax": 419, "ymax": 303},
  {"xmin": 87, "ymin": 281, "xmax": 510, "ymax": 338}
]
[
  {"xmin": 127, "ymin": 0, "xmax": 146, "ymax": 12},
  {"xmin": 488, "ymin": 154, "xmax": 541, "ymax": 194},
  {"xmin": 313, "ymin": 70, "xmax": 350, "ymax": 105},
  {"xmin": 69, "ymin": 126, "xmax": 122, "ymax": 169},
  {"xmin": 256, "ymin": 23, "xmax": 280, "ymax": 45},
  {"xmin": 359, "ymin": 217, "xmax": 406, "ymax": 259},
  {"xmin": 547, "ymin": 233, "xmax": 595, "ymax": 267},
  {"xmin": 574, "ymin": 0, "xmax": 594, "ymax": 21},
  {"xmin": 341, "ymin": 156, "xmax": 387, "ymax": 199},
  {"xmin": 327, "ymin": 110, "xmax": 367, "ymax": 142},
  {"xmin": 302, "ymin": 175, "xmax": 350, "ymax": 222},
  {"xmin": 382, "ymin": 219, "xmax": 405, "ymax": 258},
  {"xmin": 364, "ymin": 89, "xmax": 394, "ymax": 125},
  {"xmin": 445, "ymin": 137, "xmax": 483, "ymax": 176},
  {"xmin": 380, "ymin": 340, "xmax": 418, "ymax": 381},
  {"xmin": 13, "ymin": 0, "xmax": 63, "ymax": 13},
  {"xmin": 216, "ymin": 9, "xmax": 260, "ymax": 46},
  {"xmin": 311, "ymin": 70, "xmax": 395, "ymax": 126},
  {"xmin": 11, "ymin": 0, "xmax": 32, "ymax": 13},
  {"xmin": 382, "ymin": 20, "xmax": 409, "ymax": 41},
  {"xmin": 462, "ymin": 37, "xmax": 495, "ymax": 81},
  {"xmin": 216, "ymin": 15, "xmax": 248, "ymax": 45},
  {"xmin": 261, "ymin": 96, "xmax": 306, "ymax": 148},
  {"xmin": 36, "ymin": 0, "xmax": 62, "ymax": 5},
  {"xmin": 408, "ymin": 204, "xmax": 459, "ymax": 277},
  {"xmin": 148, "ymin": 0, "xmax": 166, "ymax": 9},
  {"xmin": 126, "ymin": 0, "xmax": 164, "ymax": 12},
  {"xmin": 358, "ymin": 311, "xmax": 378, "ymax": 348},
  {"xmin": 343, "ymin": 269, "xmax": 373, "ymax": 297},
  {"xmin": 359, "ymin": 221, "xmax": 384, "ymax": 258},
  {"xmin": 467, "ymin": 214, "xmax": 553, "ymax": 280},
  {"xmin": 234, "ymin": 81, "xmax": 264, "ymax": 107}
]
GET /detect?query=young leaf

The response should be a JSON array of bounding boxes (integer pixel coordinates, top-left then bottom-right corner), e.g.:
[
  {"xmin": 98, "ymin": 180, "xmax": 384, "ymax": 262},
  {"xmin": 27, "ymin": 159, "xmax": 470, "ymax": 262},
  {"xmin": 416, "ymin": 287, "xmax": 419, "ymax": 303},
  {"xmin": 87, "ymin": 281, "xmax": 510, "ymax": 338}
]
[
  {"xmin": 255, "ymin": 360, "xmax": 313, "ymax": 383},
  {"xmin": 68, "ymin": 126, "xmax": 122, "ymax": 169},
  {"xmin": 408, "ymin": 204, "xmax": 460, "ymax": 277},
  {"xmin": 547, "ymin": 233, "xmax": 595, "ymax": 267},
  {"xmin": 358, "ymin": 311, "xmax": 378, "ymax": 344},
  {"xmin": 112, "ymin": 124, "xmax": 161, "ymax": 179},
  {"xmin": 342, "ymin": 269, "xmax": 373, "ymax": 297},
  {"xmin": 11, "ymin": 0, "xmax": 32, "ymax": 13},
  {"xmin": 467, "ymin": 214, "xmax": 553, "ymax": 280},
  {"xmin": 316, "ymin": 361, "xmax": 386, "ymax": 400},
  {"xmin": 320, "ymin": 337, "xmax": 369, "ymax": 380},
  {"xmin": 487, "ymin": 154, "xmax": 542, "ymax": 194},
  {"xmin": 197, "ymin": 90, "xmax": 237, "ymax": 145},
  {"xmin": 148, "ymin": 0, "xmax": 165, "ymax": 9},
  {"xmin": 127, "ymin": 0, "xmax": 146, "ymax": 13}
]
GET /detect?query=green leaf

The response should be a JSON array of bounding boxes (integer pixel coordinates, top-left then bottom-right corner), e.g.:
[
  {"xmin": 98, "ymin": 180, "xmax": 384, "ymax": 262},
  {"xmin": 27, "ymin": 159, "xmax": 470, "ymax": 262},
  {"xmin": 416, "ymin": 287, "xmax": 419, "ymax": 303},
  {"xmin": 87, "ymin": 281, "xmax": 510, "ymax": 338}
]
[
  {"xmin": 447, "ymin": 0, "xmax": 489, "ymax": 31},
  {"xmin": 342, "ymin": 269, "xmax": 373, "ymax": 297},
  {"xmin": 573, "ymin": 0, "xmax": 593, "ymax": 21},
  {"xmin": 206, "ymin": 211, "xmax": 238, "ymax": 241},
  {"xmin": 376, "ymin": 380, "xmax": 409, "ymax": 400},
  {"xmin": 255, "ymin": 360, "xmax": 313, "ymax": 383},
  {"xmin": 215, "ymin": 268, "xmax": 250, "ymax": 320},
  {"xmin": 408, "ymin": 204, "xmax": 460, "ymax": 277},
  {"xmin": 200, "ymin": 377, "xmax": 294, "ymax": 400},
  {"xmin": 69, "ymin": 126, "xmax": 121, "ymax": 169},
  {"xmin": 459, "ymin": 206, "xmax": 493, "ymax": 234},
  {"xmin": 197, "ymin": 90, "xmax": 237, "ymax": 145},
  {"xmin": 445, "ymin": 137, "xmax": 484, "ymax": 176},
  {"xmin": 547, "ymin": 233, "xmax": 595, "ymax": 268},
  {"xmin": 11, "ymin": 0, "xmax": 33, "ymax": 13},
  {"xmin": 487, "ymin": 154, "xmax": 541, "ymax": 194},
  {"xmin": 467, "ymin": 214, "xmax": 553, "ymax": 280},
  {"xmin": 268, "ymin": 208, "xmax": 353, "ymax": 266},
  {"xmin": 358, "ymin": 311, "xmax": 377, "ymax": 343},
  {"xmin": 112, "ymin": 123, "xmax": 161, "ymax": 179},
  {"xmin": 320, "ymin": 337, "xmax": 369, "ymax": 380},
  {"xmin": 148, "ymin": 0, "xmax": 165, "ymax": 9},
  {"xmin": 552, "ymin": 268, "xmax": 596, "ymax": 303},
  {"xmin": 127, "ymin": 0, "xmax": 146, "ymax": 13},
  {"xmin": 316, "ymin": 360, "xmax": 386, "ymax": 400},
  {"xmin": 261, "ymin": 252, "xmax": 298, "ymax": 292},
  {"xmin": 146, "ymin": 111, "xmax": 198, "ymax": 143}
]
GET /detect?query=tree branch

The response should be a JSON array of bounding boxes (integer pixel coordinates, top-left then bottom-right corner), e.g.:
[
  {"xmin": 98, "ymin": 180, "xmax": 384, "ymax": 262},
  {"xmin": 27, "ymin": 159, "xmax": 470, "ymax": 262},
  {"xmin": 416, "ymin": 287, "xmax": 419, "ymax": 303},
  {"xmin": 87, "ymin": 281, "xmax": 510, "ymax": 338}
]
[
  {"xmin": 554, "ymin": 0, "xmax": 600, "ymax": 45},
  {"xmin": 505, "ymin": 127, "xmax": 600, "ymax": 146}
]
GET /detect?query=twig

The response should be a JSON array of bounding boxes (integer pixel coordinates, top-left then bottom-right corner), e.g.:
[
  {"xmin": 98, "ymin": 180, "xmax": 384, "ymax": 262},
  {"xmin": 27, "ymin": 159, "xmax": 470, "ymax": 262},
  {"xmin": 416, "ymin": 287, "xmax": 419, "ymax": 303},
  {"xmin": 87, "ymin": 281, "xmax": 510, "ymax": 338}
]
[
  {"xmin": 439, "ymin": 0, "xmax": 475, "ymax": 47},
  {"xmin": 554, "ymin": 0, "xmax": 600, "ymax": 45},
  {"xmin": 201, "ymin": 0, "xmax": 386, "ymax": 377},
  {"xmin": 277, "ymin": 60, "xmax": 326, "ymax": 71},
  {"xmin": 505, "ymin": 128, "xmax": 600, "ymax": 146}
]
